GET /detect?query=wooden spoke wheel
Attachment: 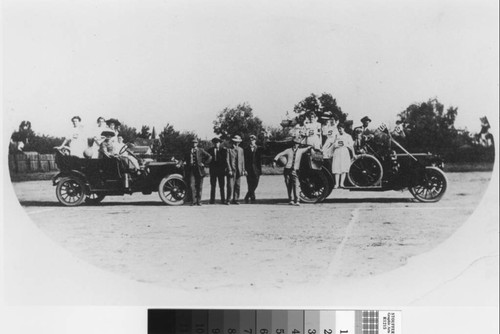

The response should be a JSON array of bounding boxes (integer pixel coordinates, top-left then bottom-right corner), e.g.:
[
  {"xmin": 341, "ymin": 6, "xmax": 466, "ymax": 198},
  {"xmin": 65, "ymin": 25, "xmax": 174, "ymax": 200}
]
[
  {"xmin": 348, "ymin": 154, "xmax": 383, "ymax": 187},
  {"xmin": 56, "ymin": 177, "xmax": 86, "ymax": 206},
  {"xmin": 409, "ymin": 167, "xmax": 448, "ymax": 203},
  {"xmin": 299, "ymin": 170, "xmax": 330, "ymax": 203},
  {"xmin": 158, "ymin": 174, "xmax": 187, "ymax": 205}
]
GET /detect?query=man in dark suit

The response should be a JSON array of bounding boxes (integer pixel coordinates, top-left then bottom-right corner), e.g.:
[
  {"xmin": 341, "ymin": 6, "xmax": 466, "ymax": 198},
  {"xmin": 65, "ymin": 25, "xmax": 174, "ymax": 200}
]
[
  {"xmin": 207, "ymin": 137, "xmax": 226, "ymax": 204},
  {"xmin": 353, "ymin": 116, "xmax": 374, "ymax": 152},
  {"xmin": 244, "ymin": 134, "xmax": 263, "ymax": 203},
  {"xmin": 184, "ymin": 138, "xmax": 212, "ymax": 206},
  {"xmin": 225, "ymin": 135, "xmax": 246, "ymax": 205}
]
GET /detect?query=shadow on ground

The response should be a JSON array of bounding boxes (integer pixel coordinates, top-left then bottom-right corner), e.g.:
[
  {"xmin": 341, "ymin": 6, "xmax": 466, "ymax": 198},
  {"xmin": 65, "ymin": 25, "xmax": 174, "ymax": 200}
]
[{"xmin": 19, "ymin": 197, "xmax": 414, "ymax": 207}]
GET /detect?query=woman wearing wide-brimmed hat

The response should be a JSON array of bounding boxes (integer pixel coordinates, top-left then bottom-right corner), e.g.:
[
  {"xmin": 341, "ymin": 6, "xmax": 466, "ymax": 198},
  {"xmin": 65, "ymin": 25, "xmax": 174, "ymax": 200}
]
[
  {"xmin": 106, "ymin": 118, "xmax": 121, "ymax": 136},
  {"xmin": 98, "ymin": 130, "xmax": 118, "ymax": 158}
]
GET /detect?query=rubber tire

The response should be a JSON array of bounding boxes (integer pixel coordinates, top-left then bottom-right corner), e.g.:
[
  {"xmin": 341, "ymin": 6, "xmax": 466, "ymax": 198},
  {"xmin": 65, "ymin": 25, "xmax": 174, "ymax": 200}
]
[
  {"xmin": 409, "ymin": 167, "xmax": 448, "ymax": 203},
  {"xmin": 56, "ymin": 177, "xmax": 86, "ymax": 206},
  {"xmin": 158, "ymin": 174, "xmax": 187, "ymax": 206},
  {"xmin": 348, "ymin": 154, "xmax": 383, "ymax": 187},
  {"xmin": 299, "ymin": 170, "xmax": 330, "ymax": 203}
]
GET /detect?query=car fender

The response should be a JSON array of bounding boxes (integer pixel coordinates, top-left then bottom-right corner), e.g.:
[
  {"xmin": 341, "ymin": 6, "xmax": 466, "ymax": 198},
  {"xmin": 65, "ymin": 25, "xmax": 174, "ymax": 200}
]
[
  {"xmin": 161, "ymin": 173, "xmax": 184, "ymax": 181},
  {"xmin": 52, "ymin": 170, "xmax": 89, "ymax": 188}
]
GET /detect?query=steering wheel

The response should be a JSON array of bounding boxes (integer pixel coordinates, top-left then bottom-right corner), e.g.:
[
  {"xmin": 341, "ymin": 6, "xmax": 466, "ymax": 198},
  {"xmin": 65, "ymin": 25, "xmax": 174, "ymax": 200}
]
[
  {"xmin": 119, "ymin": 143, "xmax": 130, "ymax": 155},
  {"xmin": 54, "ymin": 146, "xmax": 70, "ymax": 156},
  {"xmin": 118, "ymin": 143, "xmax": 141, "ymax": 163}
]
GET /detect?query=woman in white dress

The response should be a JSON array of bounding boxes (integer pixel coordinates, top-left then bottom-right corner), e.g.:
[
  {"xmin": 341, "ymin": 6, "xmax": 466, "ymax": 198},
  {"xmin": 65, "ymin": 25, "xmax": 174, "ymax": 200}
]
[
  {"xmin": 290, "ymin": 116, "xmax": 306, "ymax": 144},
  {"xmin": 321, "ymin": 118, "xmax": 338, "ymax": 171},
  {"xmin": 331, "ymin": 123, "xmax": 356, "ymax": 188},
  {"xmin": 88, "ymin": 116, "xmax": 108, "ymax": 158},
  {"xmin": 304, "ymin": 113, "xmax": 322, "ymax": 149},
  {"xmin": 57, "ymin": 116, "xmax": 86, "ymax": 158}
]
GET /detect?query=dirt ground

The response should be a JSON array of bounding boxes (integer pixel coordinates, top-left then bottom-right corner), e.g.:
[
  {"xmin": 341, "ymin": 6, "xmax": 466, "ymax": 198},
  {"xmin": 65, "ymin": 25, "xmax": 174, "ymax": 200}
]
[{"xmin": 10, "ymin": 171, "xmax": 492, "ymax": 291}]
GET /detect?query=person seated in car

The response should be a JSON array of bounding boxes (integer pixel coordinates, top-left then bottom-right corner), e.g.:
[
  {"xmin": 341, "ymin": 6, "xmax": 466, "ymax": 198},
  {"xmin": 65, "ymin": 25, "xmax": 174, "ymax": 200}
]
[
  {"xmin": 113, "ymin": 135, "xmax": 126, "ymax": 154},
  {"xmin": 105, "ymin": 118, "xmax": 121, "ymax": 141},
  {"xmin": 352, "ymin": 127, "xmax": 366, "ymax": 154},
  {"xmin": 99, "ymin": 131, "xmax": 141, "ymax": 174},
  {"xmin": 116, "ymin": 135, "xmax": 142, "ymax": 171},
  {"xmin": 90, "ymin": 116, "xmax": 108, "ymax": 158}
]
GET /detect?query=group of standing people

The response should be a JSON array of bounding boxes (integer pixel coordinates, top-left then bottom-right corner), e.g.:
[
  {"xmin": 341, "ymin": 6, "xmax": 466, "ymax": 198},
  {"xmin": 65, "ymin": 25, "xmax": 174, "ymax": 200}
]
[
  {"xmin": 183, "ymin": 134, "xmax": 263, "ymax": 206},
  {"xmin": 57, "ymin": 113, "xmax": 391, "ymax": 205}
]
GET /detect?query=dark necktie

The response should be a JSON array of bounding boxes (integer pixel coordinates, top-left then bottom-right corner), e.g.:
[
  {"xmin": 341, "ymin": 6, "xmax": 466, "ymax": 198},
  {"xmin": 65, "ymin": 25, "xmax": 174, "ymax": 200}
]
[
  {"xmin": 292, "ymin": 148, "xmax": 297, "ymax": 170},
  {"xmin": 192, "ymin": 149, "xmax": 196, "ymax": 165}
]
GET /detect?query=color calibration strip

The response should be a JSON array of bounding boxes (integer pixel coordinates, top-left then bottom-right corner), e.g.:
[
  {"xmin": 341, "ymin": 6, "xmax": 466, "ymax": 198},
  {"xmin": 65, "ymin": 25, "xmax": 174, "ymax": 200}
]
[{"xmin": 148, "ymin": 310, "xmax": 401, "ymax": 334}]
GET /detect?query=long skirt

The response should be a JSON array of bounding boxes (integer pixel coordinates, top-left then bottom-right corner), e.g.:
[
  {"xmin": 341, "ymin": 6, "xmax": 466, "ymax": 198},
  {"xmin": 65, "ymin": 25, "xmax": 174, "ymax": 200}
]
[{"xmin": 331, "ymin": 147, "xmax": 351, "ymax": 174}]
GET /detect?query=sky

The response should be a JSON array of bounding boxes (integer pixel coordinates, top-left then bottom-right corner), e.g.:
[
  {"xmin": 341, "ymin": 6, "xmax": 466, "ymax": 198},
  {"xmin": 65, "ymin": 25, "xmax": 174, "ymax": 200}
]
[{"xmin": 3, "ymin": 0, "xmax": 499, "ymax": 140}]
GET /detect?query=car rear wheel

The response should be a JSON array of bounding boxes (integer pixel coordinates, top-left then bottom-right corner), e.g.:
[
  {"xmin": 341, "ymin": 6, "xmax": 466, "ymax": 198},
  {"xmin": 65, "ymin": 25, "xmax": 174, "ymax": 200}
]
[
  {"xmin": 299, "ymin": 169, "xmax": 330, "ymax": 203},
  {"xmin": 348, "ymin": 154, "xmax": 383, "ymax": 187},
  {"xmin": 56, "ymin": 177, "xmax": 86, "ymax": 206},
  {"xmin": 85, "ymin": 193, "xmax": 106, "ymax": 205},
  {"xmin": 409, "ymin": 167, "xmax": 447, "ymax": 203},
  {"xmin": 158, "ymin": 174, "xmax": 187, "ymax": 205}
]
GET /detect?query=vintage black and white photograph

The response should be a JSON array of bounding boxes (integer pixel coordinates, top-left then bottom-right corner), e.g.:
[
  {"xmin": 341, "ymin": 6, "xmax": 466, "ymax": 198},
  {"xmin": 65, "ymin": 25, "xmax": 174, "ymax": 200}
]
[{"xmin": 2, "ymin": 0, "xmax": 498, "ymax": 333}]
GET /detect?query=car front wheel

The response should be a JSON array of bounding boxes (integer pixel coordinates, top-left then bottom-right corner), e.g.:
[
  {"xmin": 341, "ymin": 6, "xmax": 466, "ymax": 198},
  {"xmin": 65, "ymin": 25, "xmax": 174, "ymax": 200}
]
[
  {"xmin": 158, "ymin": 174, "xmax": 187, "ymax": 205},
  {"xmin": 409, "ymin": 167, "xmax": 448, "ymax": 203}
]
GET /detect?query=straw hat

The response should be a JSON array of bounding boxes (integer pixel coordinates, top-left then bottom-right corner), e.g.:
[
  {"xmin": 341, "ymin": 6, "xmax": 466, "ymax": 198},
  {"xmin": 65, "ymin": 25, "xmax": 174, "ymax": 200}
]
[{"xmin": 231, "ymin": 135, "xmax": 242, "ymax": 142}]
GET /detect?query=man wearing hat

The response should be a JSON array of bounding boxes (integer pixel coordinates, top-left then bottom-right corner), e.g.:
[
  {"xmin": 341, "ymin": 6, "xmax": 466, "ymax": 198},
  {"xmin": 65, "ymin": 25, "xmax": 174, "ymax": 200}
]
[
  {"xmin": 225, "ymin": 135, "xmax": 246, "ymax": 205},
  {"xmin": 354, "ymin": 116, "xmax": 372, "ymax": 134},
  {"xmin": 353, "ymin": 116, "xmax": 374, "ymax": 150},
  {"xmin": 207, "ymin": 137, "xmax": 226, "ymax": 204},
  {"xmin": 244, "ymin": 134, "xmax": 263, "ymax": 203},
  {"xmin": 272, "ymin": 137, "xmax": 313, "ymax": 206},
  {"xmin": 184, "ymin": 138, "xmax": 212, "ymax": 206}
]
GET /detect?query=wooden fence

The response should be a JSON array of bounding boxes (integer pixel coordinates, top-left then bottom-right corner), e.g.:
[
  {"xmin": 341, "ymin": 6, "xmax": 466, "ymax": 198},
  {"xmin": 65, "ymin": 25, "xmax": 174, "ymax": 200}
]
[{"xmin": 8, "ymin": 152, "xmax": 58, "ymax": 174}]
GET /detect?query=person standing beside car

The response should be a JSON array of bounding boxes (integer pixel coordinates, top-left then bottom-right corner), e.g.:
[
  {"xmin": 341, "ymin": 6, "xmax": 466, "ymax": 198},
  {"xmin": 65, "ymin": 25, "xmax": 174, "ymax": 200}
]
[
  {"xmin": 273, "ymin": 137, "xmax": 312, "ymax": 206},
  {"xmin": 244, "ymin": 134, "xmax": 263, "ymax": 203},
  {"xmin": 225, "ymin": 135, "xmax": 246, "ymax": 205},
  {"xmin": 331, "ymin": 123, "xmax": 356, "ymax": 188},
  {"xmin": 184, "ymin": 138, "xmax": 212, "ymax": 206},
  {"xmin": 207, "ymin": 137, "xmax": 226, "ymax": 204}
]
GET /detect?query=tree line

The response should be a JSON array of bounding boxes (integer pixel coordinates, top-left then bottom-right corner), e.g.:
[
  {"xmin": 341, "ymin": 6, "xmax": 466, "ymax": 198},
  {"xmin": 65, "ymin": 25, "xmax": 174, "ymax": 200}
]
[{"xmin": 9, "ymin": 94, "xmax": 494, "ymax": 163}]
